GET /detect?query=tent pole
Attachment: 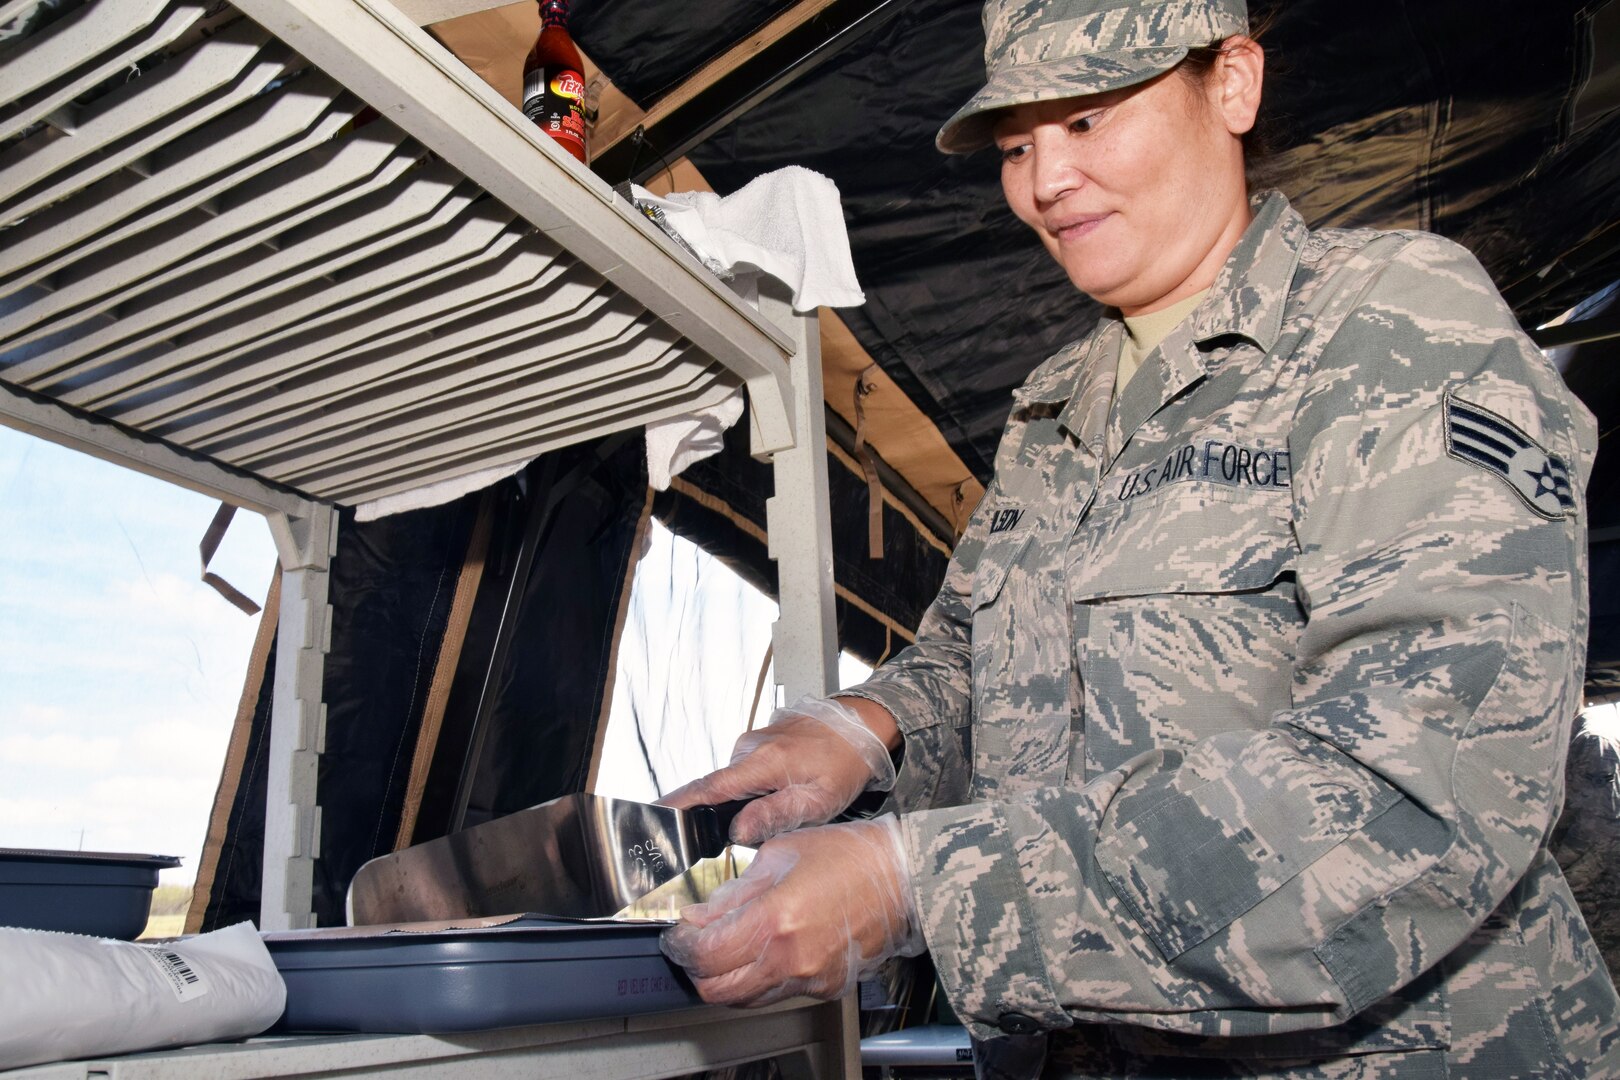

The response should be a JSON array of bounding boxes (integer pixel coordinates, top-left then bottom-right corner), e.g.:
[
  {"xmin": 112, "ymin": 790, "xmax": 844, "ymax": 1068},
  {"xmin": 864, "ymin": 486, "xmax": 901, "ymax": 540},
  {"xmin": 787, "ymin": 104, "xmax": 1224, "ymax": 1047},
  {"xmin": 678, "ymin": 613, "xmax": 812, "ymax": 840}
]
[{"xmin": 260, "ymin": 505, "xmax": 337, "ymax": 930}]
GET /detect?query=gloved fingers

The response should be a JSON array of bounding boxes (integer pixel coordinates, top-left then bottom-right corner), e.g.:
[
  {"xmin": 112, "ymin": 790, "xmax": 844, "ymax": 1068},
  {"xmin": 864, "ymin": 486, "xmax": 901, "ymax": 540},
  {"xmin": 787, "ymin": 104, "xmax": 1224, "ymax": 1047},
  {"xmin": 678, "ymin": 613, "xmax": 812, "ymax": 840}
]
[
  {"xmin": 680, "ymin": 855, "xmax": 784, "ymax": 927},
  {"xmin": 656, "ymin": 757, "xmax": 775, "ymax": 811},
  {"xmin": 662, "ymin": 914, "xmax": 766, "ymax": 979},
  {"xmin": 659, "ymin": 699, "xmax": 897, "ymax": 836},
  {"xmin": 660, "ymin": 854, "xmax": 793, "ymax": 975},
  {"xmin": 726, "ymin": 783, "xmax": 837, "ymax": 846},
  {"xmin": 657, "ymin": 726, "xmax": 822, "ymax": 815},
  {"xmin": 690, "ymin": 964, "xmax": 802, "ymax": 1008},
  {"xmin": 660, "ymin": 818, "xmax": 920, "ymax": 1010},
  {"xmin": 685, "ymin": 924, "xmax": 867, "ymax": 1005}
]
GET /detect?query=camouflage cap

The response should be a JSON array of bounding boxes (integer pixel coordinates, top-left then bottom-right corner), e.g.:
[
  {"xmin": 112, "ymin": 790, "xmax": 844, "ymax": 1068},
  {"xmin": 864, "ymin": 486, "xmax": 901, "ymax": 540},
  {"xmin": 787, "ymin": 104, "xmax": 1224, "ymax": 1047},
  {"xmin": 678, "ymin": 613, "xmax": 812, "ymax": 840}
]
[{"xmin": 938, "ymin": 0, "xmax": 1249, "ymax": 154}]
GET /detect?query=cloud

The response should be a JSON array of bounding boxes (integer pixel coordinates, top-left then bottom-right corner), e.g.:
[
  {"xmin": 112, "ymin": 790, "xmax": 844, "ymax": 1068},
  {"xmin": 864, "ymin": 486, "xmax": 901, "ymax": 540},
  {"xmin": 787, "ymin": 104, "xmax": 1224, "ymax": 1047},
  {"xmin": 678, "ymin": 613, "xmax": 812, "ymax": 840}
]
[
  {"xmin": 2, "ymin": 428, "xmax": 276, "ymax": 881},
  {"xmin": 0, "ymin": 732, "xmax": 120, "ymax": 772},
  {"xmin": 7, "ymin": 703, "xmax": 70, "ymax": 729},
  {"xmin": 126, "ymin": 718, "xmax": 237, "ymax": 777}
]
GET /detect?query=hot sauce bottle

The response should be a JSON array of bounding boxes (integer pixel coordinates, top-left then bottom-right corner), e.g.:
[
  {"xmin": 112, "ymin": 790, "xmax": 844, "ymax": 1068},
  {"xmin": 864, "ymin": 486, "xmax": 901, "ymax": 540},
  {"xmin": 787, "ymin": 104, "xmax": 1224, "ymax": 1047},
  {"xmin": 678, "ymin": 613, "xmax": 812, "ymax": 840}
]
[{"xmin": 522, "ymin": 0, "xmax": 588, "ymax": 164}]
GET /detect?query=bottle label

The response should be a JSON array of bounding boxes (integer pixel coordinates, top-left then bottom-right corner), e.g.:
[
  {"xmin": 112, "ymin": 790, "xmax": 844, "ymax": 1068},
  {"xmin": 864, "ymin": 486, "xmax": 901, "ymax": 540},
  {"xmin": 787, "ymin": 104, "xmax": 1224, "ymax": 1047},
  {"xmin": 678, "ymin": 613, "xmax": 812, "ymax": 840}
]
[{"xmin": 523, "ymin": 66, "xmax": 587, "ymax": 156}]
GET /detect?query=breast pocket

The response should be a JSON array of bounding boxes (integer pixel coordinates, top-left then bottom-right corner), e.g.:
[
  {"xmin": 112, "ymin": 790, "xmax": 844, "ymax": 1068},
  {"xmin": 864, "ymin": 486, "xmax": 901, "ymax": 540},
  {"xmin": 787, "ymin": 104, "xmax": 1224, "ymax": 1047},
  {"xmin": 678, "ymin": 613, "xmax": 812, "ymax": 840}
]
[
  {"xmin": 967, "ymin": 529, "xmax": 1074, "ymax": 797},
  {"xmin": 1068, "ymin": 484, "xmax": 1304, "ymax": 779}
]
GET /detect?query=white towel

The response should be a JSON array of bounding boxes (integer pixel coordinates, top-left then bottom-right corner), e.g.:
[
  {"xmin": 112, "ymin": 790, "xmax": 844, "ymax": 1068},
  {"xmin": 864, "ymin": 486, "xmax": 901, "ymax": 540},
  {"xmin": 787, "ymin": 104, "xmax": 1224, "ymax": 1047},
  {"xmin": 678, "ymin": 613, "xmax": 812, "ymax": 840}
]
[
  {"xmin": 353, "ymin": 459, "xmax": 528, "ymax": 522},
  {"xmin": 633, "ymin": 166, "xmax": 864, "ymax": 487},
  {"xmin": 645, "ymin": 387, "xmax": 745, "ymax": 491},
  {"xmin": 631, "ymin": 166, "xmax": 865, "ymax": 313}
]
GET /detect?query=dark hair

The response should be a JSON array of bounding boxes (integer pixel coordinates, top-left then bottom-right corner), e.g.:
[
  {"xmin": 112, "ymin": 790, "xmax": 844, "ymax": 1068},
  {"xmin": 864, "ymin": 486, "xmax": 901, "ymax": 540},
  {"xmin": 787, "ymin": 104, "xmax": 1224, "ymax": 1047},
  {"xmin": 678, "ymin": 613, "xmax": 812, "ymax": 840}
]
[{"xmin": 1175, "ymin": 13, "xmax": 1283, "ymax": 184}]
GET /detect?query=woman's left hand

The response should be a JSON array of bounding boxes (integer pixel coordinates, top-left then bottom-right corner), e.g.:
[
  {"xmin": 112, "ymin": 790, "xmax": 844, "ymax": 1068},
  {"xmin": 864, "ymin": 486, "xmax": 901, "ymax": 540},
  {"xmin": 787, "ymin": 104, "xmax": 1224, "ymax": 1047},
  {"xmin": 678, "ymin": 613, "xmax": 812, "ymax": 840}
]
[{"xmin": 660, "ymin": 815, "xmax": 924, "ymax": 1006}]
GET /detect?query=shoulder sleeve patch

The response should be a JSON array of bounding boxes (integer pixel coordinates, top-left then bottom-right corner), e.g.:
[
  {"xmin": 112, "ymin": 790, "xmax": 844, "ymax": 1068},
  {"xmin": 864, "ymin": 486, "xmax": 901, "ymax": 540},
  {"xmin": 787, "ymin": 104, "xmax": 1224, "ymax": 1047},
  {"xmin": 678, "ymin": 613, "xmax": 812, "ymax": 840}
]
[{"xmin": 1444, "ymin": 392, "xmax": 1575, "ymax": 520}]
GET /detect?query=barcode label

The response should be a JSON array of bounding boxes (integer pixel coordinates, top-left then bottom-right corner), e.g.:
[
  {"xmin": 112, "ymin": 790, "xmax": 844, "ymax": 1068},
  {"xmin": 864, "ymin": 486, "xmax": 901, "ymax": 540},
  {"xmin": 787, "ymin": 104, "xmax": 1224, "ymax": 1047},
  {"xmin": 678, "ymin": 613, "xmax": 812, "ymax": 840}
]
[{"xmin": 139, "ymin": 946, "xmax": 210, "ymax": 1002}]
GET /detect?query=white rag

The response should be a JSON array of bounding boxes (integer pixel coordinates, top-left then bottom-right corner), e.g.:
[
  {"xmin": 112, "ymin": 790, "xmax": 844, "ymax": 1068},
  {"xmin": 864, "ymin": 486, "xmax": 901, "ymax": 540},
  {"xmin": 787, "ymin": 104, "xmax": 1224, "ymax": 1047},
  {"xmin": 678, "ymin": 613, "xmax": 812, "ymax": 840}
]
[
  {"xmin": 645, "ymin": 388, "xmax": 746, "ymax": 491},
  {"xmin": 353, "ymin": 458, "xmax": 528, "ymax": 521},
  {"xmin": 631, "ymin": 165, "xmax": 866, "ymax": 313},
  {"xmin": 634, "ymin": 166, "xmax": 865, "ymax": 488}
]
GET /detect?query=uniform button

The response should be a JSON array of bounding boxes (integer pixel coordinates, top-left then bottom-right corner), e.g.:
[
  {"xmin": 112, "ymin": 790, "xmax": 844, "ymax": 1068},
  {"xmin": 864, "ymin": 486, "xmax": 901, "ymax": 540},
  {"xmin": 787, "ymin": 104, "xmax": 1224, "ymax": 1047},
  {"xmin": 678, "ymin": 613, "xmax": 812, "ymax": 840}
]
[{"xmin": 997, "ymin": 1011, "xmax": 1041, "ymax": 1036}]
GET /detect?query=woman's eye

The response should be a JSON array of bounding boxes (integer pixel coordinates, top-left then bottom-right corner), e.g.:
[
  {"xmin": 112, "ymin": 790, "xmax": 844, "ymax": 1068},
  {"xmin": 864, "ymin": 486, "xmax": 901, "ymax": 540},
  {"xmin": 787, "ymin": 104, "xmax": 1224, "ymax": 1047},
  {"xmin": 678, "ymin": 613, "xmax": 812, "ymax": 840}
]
[
  {"xmin": 1069, "ymin": 114, "xmax": 1097, "ymax": 134},
  {"xmin": 999, "ymin": 143, "xmax": 1030, "ymax": 163}
]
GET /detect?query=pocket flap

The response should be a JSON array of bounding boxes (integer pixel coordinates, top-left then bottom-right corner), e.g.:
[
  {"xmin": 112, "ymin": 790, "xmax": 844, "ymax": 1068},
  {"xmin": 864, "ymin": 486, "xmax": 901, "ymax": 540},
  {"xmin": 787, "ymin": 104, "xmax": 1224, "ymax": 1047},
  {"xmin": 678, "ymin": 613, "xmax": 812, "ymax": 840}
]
[
  {"xmin": 1070, "ymin": 484, "xmax": 1295, "ymax": 601},
  {"xmin": 971, "ymin": 536, "xmax": 1029, "ymax": 610}
]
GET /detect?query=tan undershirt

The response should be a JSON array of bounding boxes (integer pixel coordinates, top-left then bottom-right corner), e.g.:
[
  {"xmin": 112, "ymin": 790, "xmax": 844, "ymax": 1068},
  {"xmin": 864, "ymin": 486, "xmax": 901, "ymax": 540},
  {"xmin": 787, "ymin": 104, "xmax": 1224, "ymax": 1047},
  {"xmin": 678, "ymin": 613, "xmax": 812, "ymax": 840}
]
[{"xmin": 1116, "ymin": 288, "xmax": 1210, "ymax": 401}]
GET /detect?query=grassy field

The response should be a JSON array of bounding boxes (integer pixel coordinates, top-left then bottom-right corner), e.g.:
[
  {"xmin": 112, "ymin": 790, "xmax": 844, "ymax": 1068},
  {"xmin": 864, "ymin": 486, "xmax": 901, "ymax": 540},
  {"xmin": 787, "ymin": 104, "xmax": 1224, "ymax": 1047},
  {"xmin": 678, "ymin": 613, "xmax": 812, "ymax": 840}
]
[
  {"xmin": 139, "ymin": 913, "xmax": 187, "ymax": 939},
  {"xmin": 138, "ymin": 883, "xmax": 193, "ymax": 941}
]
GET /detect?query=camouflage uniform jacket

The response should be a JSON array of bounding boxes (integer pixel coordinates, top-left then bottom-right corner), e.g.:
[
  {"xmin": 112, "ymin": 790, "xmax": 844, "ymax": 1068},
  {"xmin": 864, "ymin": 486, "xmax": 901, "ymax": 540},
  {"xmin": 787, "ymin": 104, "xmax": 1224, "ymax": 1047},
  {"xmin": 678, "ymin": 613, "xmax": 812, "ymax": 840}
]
[{"xmin": 845, "ymin": 193, "xmax": 1620, "ymax": 1077}]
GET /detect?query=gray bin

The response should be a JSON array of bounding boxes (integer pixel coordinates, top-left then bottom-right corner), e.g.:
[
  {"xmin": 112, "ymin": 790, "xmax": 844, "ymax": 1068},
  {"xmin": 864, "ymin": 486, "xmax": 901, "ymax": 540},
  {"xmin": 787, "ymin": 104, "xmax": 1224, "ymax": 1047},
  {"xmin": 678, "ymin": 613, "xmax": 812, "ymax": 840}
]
[
  {"xmin": 0, "ymin": 849, "xmax": 181, "ymax": 940},
  {"xmin": 264, "ymin": 918, "xmax": 702, "ymax": 1033}
]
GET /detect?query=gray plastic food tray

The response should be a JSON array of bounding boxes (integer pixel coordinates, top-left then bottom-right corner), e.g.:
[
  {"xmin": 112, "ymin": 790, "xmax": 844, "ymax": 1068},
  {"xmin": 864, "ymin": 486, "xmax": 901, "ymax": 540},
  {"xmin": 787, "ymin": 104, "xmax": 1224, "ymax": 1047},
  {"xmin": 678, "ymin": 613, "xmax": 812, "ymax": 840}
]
[
  {"xmin": 0, "ymin": 848, "xmax": 181, "ymax": 940},
  {"xmin": 263, "ymin": 918, "xmax": 702, "ymax": 1033}
]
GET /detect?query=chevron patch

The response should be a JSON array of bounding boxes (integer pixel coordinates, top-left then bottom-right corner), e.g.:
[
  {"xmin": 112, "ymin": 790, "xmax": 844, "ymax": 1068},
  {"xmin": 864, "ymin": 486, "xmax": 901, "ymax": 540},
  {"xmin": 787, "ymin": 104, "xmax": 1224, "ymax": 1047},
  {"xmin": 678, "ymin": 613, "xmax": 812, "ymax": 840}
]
[{"xmin": 1444, "ymin": 393, "xmax": 1575, "ymax": 519}]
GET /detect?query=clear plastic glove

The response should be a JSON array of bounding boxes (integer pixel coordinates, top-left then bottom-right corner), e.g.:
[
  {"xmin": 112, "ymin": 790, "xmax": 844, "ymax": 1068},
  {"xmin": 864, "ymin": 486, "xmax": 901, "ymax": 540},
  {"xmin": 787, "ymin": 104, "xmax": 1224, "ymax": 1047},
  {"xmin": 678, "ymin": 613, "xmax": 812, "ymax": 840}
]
[
  {"xmin": 659, "ymin": 696, "xmax": 895, "ymax": 845},
  {"xmin": 660, "ymin": 815, "xmax": 923, "ymax": 1006}
]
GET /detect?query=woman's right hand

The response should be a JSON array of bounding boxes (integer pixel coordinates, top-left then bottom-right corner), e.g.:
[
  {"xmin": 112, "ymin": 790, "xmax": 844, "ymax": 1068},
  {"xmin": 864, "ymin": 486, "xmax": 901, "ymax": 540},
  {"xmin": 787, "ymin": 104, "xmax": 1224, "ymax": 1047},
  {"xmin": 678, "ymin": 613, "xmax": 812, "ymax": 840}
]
[{"xmin": 659, "ymin": 697, "xmax": 899, "ymax": 845}]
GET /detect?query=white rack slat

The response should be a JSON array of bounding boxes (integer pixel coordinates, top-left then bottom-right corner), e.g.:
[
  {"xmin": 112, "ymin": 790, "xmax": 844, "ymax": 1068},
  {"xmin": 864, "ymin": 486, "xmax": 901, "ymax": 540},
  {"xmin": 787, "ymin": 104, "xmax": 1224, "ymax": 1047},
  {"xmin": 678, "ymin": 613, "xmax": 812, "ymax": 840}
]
[{"xmin": 0, "ymin": 0, "xmax": 796, "ymax": 505}]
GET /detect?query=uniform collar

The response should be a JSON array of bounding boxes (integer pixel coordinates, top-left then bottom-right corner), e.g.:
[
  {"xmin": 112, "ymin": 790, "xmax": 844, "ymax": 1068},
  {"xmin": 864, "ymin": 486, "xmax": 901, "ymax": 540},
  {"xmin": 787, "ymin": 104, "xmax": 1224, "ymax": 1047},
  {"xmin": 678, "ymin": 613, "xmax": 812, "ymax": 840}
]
[
  {"xmin": 1011, "ymin": 191, "xmax": 1307, "ymax": 410},
  {"xmin": 1187, "ymin": 190, "xmax": 1307, "ymax": 354}
]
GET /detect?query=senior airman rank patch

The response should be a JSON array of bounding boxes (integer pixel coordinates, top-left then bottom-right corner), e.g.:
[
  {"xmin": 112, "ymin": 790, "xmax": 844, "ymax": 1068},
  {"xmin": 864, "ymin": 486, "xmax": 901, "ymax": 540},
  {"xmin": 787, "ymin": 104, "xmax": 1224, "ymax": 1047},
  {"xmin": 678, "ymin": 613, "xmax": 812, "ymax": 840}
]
[{"xmin": 1444, "ymin": 392, "xmax": 1575, "ymax": 519}]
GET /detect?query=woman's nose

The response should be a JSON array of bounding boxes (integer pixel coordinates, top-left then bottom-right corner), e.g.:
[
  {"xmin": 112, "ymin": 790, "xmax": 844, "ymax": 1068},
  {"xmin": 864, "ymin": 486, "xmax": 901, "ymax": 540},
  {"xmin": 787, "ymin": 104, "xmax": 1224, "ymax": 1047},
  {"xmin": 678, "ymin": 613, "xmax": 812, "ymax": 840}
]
[{"xmin": 1029, "ymin": 132, "xmax": 1083, "ymax": 204}]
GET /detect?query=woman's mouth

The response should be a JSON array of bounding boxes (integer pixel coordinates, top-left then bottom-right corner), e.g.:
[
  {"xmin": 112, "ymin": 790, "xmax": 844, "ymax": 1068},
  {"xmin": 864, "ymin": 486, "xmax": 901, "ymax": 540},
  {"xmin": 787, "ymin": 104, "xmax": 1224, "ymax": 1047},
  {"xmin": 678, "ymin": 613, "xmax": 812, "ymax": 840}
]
[{"xmin": 1050, "ymin": 212, "xmax": 1111, "ymax": 242}]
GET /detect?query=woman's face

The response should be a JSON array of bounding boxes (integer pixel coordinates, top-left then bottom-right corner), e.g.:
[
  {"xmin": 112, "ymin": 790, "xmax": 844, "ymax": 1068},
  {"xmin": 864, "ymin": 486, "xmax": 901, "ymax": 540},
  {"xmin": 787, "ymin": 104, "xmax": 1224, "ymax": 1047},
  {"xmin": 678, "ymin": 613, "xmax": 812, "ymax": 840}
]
[{"xmin": 993, "ymin": 43, "xmax": 1262, "ymax": 315}]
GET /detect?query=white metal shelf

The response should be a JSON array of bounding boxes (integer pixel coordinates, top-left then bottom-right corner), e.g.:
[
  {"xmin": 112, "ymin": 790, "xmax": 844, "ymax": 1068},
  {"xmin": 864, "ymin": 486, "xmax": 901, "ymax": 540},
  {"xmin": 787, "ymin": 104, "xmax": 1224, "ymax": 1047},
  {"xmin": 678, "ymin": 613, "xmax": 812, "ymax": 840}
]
[
  {"xmin": 0, "ymin": 0, "xmax": 796, "ymax": 507},
  {"xmin": 3, "ymin": 998, "xmax": 857, "ymax": 1079},
  {"xmin": 0, "ymin": 2, "xmax": 846, "ymax": 1063}
]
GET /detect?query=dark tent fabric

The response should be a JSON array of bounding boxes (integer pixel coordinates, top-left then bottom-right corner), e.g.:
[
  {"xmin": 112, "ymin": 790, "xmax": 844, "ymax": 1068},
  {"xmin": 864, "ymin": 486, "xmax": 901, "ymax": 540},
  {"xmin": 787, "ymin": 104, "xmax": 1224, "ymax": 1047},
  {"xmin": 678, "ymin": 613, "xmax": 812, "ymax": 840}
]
[
  {"xmin": 411, "ymin": 437, "xmax": 649, "ymax": 838},
  {"xmin": 1559, "ymin": 285, "xmax": 1620, "ymax": 667},
  {"xmin": 563, "ymin": 0, "xmax": 1620, "ymax": 481},
  {"xmin": 195, "ymin": 494, "xmax": 481, "ymax": 931},
  {"xmin": 570, "ymin": 0, "xmax": 799, "ymax": 106},
  {"xmin": 197, "ymin": 437, "xmax": 648, "ymax": 928}
]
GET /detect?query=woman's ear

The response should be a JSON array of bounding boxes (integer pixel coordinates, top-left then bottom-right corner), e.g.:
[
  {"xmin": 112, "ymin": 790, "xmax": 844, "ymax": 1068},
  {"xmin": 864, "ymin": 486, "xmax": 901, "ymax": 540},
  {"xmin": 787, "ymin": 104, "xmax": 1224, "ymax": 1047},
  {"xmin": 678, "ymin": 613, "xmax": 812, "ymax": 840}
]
[{"xmin": 1214, "ymin": 35, "xmax": 1264, "ymax": 137}]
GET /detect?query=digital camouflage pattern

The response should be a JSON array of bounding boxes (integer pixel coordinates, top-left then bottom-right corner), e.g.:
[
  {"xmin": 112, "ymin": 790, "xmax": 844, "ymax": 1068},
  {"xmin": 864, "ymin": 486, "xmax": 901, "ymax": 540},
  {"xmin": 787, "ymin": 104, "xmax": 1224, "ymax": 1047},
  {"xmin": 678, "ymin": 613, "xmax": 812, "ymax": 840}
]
[
  {"xmin": 843, "ymin": 193, "xmax": 1620, "ymax": 1078},
  {"xmin": 937, "ymin": 0, "xmax": 1249, "ymax": 153}
]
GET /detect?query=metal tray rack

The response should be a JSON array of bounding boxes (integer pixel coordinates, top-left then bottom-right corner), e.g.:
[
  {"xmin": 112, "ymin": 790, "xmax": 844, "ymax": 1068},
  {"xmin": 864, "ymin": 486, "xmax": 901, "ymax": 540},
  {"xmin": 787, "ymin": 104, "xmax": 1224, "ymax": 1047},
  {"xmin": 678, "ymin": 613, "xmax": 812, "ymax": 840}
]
[{"xmin": 0, "ymin": 0, "xmax": 839, "ymax": 937}]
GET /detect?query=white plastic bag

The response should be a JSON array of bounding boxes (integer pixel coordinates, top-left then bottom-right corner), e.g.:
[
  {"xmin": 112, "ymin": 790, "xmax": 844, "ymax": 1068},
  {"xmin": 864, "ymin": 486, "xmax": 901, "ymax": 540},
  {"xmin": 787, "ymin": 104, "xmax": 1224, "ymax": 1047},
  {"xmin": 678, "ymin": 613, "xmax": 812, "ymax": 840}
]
[{"xmin": 0, "ymin": 921, "xmax": 286, "ymax": 1070}]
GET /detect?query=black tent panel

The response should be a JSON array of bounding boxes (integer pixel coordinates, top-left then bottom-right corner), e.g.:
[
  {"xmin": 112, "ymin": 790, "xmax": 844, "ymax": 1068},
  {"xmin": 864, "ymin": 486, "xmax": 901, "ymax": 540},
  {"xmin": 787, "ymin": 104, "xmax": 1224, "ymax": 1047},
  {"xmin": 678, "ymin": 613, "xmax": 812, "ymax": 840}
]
[
  {"xmin": 193, "ymin": 633, "xmax": 275, "ymax": 933},
  {"xmin": 571, "ymin": 0, "xmax": 800, "ymax": 107},
  {"xmin": 688, "ymin": 0, "xmax": 1098, "ymax": 483},
  {"xmin": 197, "ymin": 438, "xmax": 649, "ymax": 927},
  {"xmin": 453, "ymin": 440, "xmax": 650, "ymax": 831},
  {"xmin": 674, "ymin": 0, "xmax": 1620, "ymax": 484}
]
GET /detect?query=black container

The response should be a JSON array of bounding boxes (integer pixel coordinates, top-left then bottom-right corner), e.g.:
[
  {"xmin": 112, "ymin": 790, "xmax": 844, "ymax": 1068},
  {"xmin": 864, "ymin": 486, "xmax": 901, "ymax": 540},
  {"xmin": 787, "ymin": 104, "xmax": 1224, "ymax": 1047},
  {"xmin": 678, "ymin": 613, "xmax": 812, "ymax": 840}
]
[
  {"xmin": 0, "ymin": 849, "xmax": 182, "ymax": 940},
  {"xmin": 263, "ymin": 918, "xmax": 701, "ymax": 1033}
]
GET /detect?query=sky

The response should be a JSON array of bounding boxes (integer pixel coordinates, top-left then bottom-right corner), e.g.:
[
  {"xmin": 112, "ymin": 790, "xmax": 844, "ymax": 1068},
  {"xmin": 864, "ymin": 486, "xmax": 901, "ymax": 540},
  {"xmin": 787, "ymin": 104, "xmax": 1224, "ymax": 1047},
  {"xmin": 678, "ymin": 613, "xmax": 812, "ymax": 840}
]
[
  {"xmin": 0, "ymin": 424, "xmax": 867, "ymax": 888},
  {"xmin": 0, "ymin": 427, "xmax": 276, "ymax": 885}
]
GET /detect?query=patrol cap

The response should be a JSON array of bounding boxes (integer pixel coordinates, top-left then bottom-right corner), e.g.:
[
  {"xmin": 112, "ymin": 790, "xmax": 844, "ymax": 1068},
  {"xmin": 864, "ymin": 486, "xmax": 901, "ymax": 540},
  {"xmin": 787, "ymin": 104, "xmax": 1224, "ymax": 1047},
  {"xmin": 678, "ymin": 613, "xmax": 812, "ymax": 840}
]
[{"xmin": 938, "ymin": 0, "xmax": 1249, "ymax": 154}]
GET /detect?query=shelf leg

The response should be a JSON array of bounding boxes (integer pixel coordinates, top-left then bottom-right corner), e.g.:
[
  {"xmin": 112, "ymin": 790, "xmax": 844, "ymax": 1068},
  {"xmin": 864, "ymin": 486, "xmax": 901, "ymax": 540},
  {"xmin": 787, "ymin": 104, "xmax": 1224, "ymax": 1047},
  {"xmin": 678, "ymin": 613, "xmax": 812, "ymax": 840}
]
[
  {"xmin": 261, "ymin": 505, "xmax": 337, "ymax": 930},
  {"xmin": 761, "ymin": 285, "xmax": 837, "ymax": 704},
  {"xmin": 759, "ymin": 285, "xmax": 860, "ymax": 1073}
]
